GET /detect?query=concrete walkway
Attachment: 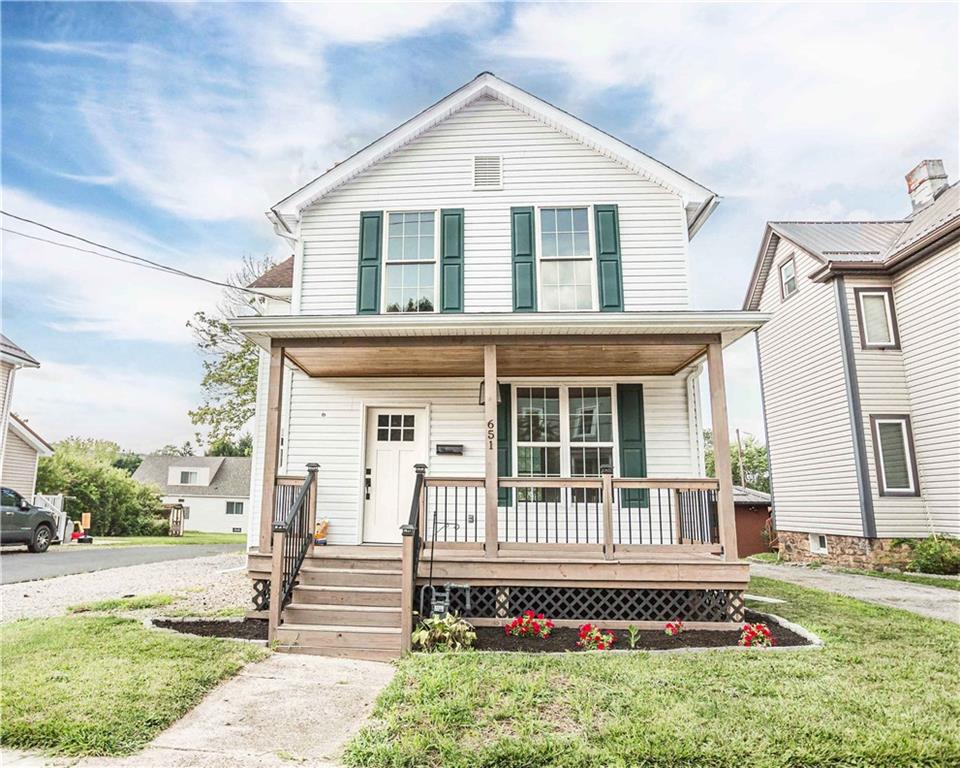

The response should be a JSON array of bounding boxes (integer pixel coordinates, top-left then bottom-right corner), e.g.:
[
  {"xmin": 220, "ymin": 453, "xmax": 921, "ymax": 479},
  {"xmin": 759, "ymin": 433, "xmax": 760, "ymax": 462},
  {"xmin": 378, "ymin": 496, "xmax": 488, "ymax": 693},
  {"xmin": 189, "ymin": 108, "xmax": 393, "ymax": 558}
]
[
  {"xmin": 3, "ymin": 653, "xmax": 396, "ymax": 767},
  {"xmin": 751, "ymin": 563, "xmax": 960, "ymax": 624}
]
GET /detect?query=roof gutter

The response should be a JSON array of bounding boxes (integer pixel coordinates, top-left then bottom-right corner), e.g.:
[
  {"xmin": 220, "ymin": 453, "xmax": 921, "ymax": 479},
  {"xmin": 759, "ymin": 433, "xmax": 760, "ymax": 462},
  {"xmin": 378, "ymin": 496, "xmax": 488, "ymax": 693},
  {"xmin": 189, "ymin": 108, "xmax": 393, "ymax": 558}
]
[{"xmin": 687, "ymin": 194, "xmax": 720, "ymax": 240}]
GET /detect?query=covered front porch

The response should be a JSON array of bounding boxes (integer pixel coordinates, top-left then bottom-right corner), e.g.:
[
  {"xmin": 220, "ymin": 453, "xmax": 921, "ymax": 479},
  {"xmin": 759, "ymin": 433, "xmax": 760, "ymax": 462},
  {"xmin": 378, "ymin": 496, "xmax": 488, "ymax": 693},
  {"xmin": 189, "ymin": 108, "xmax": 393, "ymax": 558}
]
[{"xmin": 233, "ymin": 312, "xmax": 764, "ymax": 654}]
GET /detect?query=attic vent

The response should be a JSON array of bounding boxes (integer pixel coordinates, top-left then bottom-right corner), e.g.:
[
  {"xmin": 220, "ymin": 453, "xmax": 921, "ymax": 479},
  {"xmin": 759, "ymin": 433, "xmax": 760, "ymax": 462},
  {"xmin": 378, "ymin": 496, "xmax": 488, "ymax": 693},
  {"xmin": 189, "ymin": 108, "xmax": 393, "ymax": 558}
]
[{"xmin": 473, "ymin": 155, "xmax": 502, "ymax": 190}]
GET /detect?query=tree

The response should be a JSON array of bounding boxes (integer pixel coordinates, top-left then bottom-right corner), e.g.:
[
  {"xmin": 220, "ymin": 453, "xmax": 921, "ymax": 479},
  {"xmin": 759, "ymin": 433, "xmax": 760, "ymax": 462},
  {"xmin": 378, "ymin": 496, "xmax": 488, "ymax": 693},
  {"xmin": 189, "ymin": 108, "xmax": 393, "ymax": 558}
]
[
  {"xmin": 206, "ymin": 433, "xmax": 253, "ymax": 457},
  {"xmin": 154, "ymin": 442, "xmax": 195, "ymax": 457},
  {"xmin": 187, "ymin": 255, "xmax": 275, "ymax": 447},
  {"xmin": 704, "ymin": 429, "xmax": 770, "ymax": 493},
  {"xmin": 112, "ymin": 451, "xmax": 144, "ymax": 475},
  {"xmin": 48, "ymin": 437, "xmax": 144, "ymax": 476},
  {"xmin": 37, "ymin": 443, "xmax": 164, "ymax": 536}
]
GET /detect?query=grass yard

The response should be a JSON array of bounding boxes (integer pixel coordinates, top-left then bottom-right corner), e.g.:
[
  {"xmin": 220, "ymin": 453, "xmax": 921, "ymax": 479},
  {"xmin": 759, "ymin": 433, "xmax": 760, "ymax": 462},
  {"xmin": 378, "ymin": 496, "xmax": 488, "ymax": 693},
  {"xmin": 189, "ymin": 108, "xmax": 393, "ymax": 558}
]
[
  {"xmin": 95, "ymin": 531, "xmax": 247, "ymax": 547},
  {"xmin": 0, "ymin": 615, "xmax": 265, "ymax": 756},
  {"xmin": 831, "ymin": 567, "xmax": 960, "ymax": 592},
  {"xmin": 345, "ymin": 576, "xmax": 960, "ymax": 768},
  {"xmin": 68, "ymin": 593, "xmax": 180, "ymax": 614}
]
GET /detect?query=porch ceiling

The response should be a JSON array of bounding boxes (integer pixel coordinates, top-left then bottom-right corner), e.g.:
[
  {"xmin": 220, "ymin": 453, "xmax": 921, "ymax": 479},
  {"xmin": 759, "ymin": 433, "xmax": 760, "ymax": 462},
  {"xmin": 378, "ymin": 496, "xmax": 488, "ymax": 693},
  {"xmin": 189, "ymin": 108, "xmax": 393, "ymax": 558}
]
[{"xmin": 281, "ymin": 336, "xmax": 708, "ymax": 377}]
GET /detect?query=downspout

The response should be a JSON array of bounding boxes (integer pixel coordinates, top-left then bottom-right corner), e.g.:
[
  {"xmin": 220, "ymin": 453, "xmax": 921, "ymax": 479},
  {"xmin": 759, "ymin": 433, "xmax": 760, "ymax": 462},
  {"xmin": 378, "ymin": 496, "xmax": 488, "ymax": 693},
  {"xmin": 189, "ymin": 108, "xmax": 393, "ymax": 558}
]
[{"xmin": 833, "ymin": 276, "xmax": 877, "ymax": 539}]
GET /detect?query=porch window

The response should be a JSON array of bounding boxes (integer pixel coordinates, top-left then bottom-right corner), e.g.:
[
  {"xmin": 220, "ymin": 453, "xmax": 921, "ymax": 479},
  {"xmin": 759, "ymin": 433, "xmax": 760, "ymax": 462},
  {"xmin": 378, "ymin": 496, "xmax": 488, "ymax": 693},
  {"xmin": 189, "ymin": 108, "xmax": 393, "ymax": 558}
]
[
  {"xmin": 515, "ymin": 387, "xmax": 561, "ymax": 501},
  {"xmin": 384, "ymin": 211, "xmax": 436, "ymax": 313},
  {"xmin": 569, "ymin": 387, "xmax": 614, "ymax": 502},
  {"xmin": 539, "ymin": 207, "xmax": 594, "ymax": 311}
]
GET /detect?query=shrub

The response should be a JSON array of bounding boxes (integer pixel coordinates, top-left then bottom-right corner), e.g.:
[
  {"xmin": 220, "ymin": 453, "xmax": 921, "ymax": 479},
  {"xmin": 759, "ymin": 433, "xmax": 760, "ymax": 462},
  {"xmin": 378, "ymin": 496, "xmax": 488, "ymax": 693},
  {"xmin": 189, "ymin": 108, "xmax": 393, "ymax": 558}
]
[
  {"xmin": 664, "ymin": 620, "xmax": 685, "ymax": 637},
  {"xmin": 577, "ymin": 623, "xmax": 615, "ymax": 651},
  {"xmin": 504, "ymin": 610, "xmax": 554, "ymax": 639},
  {"xmin": 896, "ymin": 537, "xmax": 960, "ymax": 575},
  {"xmin": 739, "ymin": 622, "xmax": 774, "ymax": 647},
  {"xmin": 412, "ymin": 614, "xmax": 476, "ymax": 652}
]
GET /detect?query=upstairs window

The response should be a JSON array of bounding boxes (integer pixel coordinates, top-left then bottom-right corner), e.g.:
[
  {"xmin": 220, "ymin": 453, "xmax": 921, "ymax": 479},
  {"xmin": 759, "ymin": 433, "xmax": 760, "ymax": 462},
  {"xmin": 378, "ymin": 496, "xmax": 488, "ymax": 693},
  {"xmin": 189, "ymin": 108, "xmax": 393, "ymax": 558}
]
[
  {"xmin": 179, "ymin": 471, "xmax": 198, "ymax": 484},
  {"xmin": 871, "ymin": 415, "xmax": 919, "ymax": 496},
  {"xmin": 855, "ymin": 288, "xmax": 899, "ymax": 349},
  {"xmin": 779, "ymin": 257, "xmax": 798, "ymax": 299},
  {"xmin": 539, "ymin": 207, "xmax": 594, "ymax": 311},
  {"xmin": 384, "ymin": 211, "xmax": 436, "ymax": 313}
]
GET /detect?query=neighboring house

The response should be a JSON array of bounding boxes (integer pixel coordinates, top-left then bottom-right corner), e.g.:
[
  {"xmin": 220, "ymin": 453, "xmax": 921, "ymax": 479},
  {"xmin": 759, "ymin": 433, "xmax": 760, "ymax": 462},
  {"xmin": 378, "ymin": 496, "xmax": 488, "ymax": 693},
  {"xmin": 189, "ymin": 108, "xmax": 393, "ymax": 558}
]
[
  {"xmin": 744, "ymin": 159, "xmax": 959, "ymax": 568},
  {"xmin": 3, "ymin": 414, "xmax": 53, "ymax": 497},
  {"xmin": 732, "ymin": 486, "xmax": 773, "ymax": 558},
  {"xmin": 231, "ymin": 72, "xmax": 767, "ymax": 658},
  {"xmin": 133, "ymin": 456, "xmax": 252, "ymax": 534},
  {"xmin": 0, "ymin": 336, "xmax": 53, "ymax": 497}
]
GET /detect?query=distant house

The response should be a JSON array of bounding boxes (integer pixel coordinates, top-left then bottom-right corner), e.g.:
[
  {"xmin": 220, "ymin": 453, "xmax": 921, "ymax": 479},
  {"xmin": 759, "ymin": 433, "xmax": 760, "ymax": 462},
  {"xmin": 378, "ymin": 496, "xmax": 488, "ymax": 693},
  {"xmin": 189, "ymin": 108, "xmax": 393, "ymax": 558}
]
[
  {"xmin": 1, "ymin": 336, "xmax": 52, "ymax": 497},
  {"xmin": 744, "ymin": 159, "xmax": 958, "ymax": 567},
  {"xmin": 732, "ymin": 485, "xmax": 773, "ymax": 558},
  {"xmin": 133, "ymin": 456, "xmax": 252, "ymax": 534}
]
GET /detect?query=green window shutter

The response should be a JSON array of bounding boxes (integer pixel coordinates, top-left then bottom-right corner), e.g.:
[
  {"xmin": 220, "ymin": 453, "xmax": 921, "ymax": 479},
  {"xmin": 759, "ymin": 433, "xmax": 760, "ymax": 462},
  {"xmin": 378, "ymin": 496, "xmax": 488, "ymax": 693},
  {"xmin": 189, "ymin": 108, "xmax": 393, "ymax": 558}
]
[
  {"xmin": 356, "ymin": 211, "xmax": 382, "ymax": 314},
  {"xmin": 440, "ymin": 208, "xmax": 464, "ymax": 313},
  {"xmin": 511, "ymin": 207, "xmax": 537, "ymax": 312},
  {"xmin": 497, "ymin": 383, "xmax": 512, "ymax": 506},
  {"xmin": 617, "ymin": 383, "xmax": 648, "ymax": 507},
  {"xmin": 594, "ymin": 204, "xmax": 624, "ymax": 311}
]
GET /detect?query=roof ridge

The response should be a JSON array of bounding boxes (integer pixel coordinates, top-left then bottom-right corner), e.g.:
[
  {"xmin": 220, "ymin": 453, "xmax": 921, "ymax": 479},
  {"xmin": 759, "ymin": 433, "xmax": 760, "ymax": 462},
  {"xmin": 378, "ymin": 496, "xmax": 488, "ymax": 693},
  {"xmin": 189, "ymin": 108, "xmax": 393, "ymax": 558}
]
[{"xmin": 769, "ymin": 219, "xmax": 907, "ymax": 225}]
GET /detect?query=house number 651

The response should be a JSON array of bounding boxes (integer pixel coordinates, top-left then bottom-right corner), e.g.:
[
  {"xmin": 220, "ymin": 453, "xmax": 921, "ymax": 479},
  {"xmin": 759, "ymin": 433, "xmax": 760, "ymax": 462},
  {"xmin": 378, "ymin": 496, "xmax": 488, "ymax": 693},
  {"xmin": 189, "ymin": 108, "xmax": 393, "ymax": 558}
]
[{"xmin": 487, "ymin": 419, "xmax": 495, "ymax": 448}]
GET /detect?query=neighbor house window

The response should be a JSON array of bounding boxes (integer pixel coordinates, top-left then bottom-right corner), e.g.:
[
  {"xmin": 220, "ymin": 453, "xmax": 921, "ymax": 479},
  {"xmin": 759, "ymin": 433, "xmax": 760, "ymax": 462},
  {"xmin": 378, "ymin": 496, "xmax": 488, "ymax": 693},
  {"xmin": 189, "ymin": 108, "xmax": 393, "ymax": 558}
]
[
  {"xmin": 539, "ymin": 207, "xmax": 594, "ymax": 311},
  {"xmin": 871, "ymin": 415, "xmax": 919, "ymax": 496},
  {"xmin": 179, "ymin": 471, "xmax": 198, "ymax": 484},
  {"xmin": 225, "ymin": 501, "xmax": 244, "ymax": 515},
  {"xmin": 855, "ymin": 288, "xmax": 899, "ymax": 349},
  {"xmin": 779, "ymin": 257, "xmax": 798, "ymax": 299},
  {"xmin": 384, "ymin": 211, "xmax": 436, "ymax": 313},
  {"xmin": 809, "ymin": 533, "xmax": 828, "ymax": 555},
  {"xmin": 514, "ymin": 385, "xmax": 617, "ymax": 503}
]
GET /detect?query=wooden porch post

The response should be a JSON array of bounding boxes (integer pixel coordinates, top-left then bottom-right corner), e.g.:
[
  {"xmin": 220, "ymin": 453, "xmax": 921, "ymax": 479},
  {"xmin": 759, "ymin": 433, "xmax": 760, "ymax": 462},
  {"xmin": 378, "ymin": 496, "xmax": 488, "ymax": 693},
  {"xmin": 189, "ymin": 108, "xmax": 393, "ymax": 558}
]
[
  {"xmin": 601, "ymin": 466, "xmax": 614, "ymax": 559},
  {"xmin": 259, "ymin": 346, "xmax": 285, "ymax": 553},
  {"xmin": 483, "ymin": 344, "xmax": 499, "ymax": 559},
  {"xmin": 707, "ymin": 342, "xmax": 739, "ymax": 561}
]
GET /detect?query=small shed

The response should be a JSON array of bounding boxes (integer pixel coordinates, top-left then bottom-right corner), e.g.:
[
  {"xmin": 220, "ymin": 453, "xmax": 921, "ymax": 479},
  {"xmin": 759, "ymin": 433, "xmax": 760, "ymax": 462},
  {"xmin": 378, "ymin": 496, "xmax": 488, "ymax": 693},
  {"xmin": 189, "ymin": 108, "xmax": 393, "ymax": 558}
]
[{"xmin": 733, "ymin": 486, "xmax": 773, "ymax": 557}]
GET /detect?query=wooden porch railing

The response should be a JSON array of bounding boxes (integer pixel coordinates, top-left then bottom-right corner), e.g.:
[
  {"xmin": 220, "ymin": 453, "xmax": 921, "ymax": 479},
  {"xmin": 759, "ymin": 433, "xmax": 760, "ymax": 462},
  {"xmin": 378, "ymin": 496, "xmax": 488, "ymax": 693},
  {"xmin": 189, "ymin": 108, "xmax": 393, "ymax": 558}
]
[{"xmin": 268, "ymin": 463, "xmax": 319, "ymax": 641}]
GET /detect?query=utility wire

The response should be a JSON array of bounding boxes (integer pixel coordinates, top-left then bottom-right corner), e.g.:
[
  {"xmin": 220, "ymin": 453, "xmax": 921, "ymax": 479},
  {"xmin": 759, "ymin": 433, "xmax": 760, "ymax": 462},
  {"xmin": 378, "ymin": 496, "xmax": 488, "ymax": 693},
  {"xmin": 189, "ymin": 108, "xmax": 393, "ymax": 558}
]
[{"xmin": 1, "ymin": 210, "xmax": 289, "ymax": 302}]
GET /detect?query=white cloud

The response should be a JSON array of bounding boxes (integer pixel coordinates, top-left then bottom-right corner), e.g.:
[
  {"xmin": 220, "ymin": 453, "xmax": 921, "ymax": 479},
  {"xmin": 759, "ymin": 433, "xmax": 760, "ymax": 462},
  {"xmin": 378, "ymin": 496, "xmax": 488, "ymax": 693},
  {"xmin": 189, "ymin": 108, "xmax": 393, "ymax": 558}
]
[
  {"xmin": 12, "ymin": 361, "xmax": 198, "ymax": 452},
  {"xmin": 495, "ymin": 3, "xmax": 958, "ymax": 205},
  {"xmin": 2, "ymin": 187, "xmax": 224, "ymax": 344}
]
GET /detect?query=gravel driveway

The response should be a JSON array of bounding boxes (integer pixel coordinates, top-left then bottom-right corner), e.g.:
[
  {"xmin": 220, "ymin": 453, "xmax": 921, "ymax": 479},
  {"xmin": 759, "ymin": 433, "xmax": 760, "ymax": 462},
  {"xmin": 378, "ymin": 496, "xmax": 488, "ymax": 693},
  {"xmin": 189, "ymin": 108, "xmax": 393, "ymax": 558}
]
[
  {"xmin": 0, "ymin": 551, "xmax": 249, "ymax": 623},
  {"xmin": 752, "ymin": 563, "xmax": 960, "ymax": 624}
]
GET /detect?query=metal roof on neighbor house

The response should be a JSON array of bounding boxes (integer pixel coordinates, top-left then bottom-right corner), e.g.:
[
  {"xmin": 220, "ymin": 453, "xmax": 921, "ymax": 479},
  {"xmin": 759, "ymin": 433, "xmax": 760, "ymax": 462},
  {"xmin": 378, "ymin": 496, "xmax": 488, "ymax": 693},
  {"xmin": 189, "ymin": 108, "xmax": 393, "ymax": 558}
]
[
  {"xmin": 0, "ymin": 335, "xmax": 40, "ymax": 367},
  {"xmin": 769, "ymin": 221, "xmax": 906, "ymax": 262},
  {"xmin": 133, "ymin": 455, "xmax": 251, "ymax": 498}
]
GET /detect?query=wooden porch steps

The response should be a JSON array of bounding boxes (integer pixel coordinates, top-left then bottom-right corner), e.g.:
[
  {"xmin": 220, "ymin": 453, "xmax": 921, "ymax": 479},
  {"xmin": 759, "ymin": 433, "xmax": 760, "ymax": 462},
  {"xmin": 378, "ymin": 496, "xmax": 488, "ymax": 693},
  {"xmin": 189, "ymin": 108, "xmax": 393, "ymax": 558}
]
[{"xmin": 275, "ymin": 553, "xmax": 404, "ymax": 660}]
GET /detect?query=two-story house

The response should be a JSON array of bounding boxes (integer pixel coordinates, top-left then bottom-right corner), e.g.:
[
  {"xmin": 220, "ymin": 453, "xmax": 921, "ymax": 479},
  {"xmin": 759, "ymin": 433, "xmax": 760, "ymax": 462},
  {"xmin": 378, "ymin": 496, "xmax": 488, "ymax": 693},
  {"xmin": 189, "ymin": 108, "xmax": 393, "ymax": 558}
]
[
  {"xmin": 231, "ymin": 73, "xmax": 768, "ymax": 658},
  {"xmin": 744, "ymin": 160, "xmax": 959, "ymax": 568}
]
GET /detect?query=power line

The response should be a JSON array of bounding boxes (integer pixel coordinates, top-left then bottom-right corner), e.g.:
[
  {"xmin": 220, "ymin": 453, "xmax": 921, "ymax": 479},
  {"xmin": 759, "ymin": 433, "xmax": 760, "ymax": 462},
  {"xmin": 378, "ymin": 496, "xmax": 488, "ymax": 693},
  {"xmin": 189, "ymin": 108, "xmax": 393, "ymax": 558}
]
[{"xmin": 1, "ymin": 210, "xmax": 289, "ymax": 302}]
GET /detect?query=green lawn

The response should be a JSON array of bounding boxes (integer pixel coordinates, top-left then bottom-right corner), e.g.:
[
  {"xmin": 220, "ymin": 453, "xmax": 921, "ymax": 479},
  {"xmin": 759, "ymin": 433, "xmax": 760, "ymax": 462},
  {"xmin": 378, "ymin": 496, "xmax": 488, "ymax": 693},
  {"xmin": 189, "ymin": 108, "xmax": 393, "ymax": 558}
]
[
  {"xmin": 0, "ymin": 616, "xmax": 265, "ymax": 756},
  {"xmin": 344, "ymin": 576, "xmax": 960, "ymax": 768},
  {"xmin": 68, "ymin": 593, "xmax": 181, "ymax": 614},
  {"xmin": 832, "ymin": 567, "xmax": 960, "ymax": 592},
  {"xmin": 95, "ymin": 531, "xmax": 247, "ymax": 547}
]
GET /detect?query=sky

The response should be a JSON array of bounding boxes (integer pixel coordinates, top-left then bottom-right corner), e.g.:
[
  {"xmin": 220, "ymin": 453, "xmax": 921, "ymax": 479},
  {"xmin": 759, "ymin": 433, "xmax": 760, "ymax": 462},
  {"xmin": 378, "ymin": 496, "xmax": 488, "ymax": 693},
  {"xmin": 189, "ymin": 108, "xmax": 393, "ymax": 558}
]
[{"xmin": 2, "ymin": 1, "xmax": 957, "ymax": 453}]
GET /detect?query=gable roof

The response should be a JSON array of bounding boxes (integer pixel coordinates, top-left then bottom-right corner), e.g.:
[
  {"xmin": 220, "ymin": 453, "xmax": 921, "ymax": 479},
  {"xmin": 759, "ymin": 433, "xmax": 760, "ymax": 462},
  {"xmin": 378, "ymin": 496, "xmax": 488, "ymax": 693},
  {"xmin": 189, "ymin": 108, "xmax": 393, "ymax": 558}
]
[
  {"xmin": 132, "ymin": 455, "xmax": 251, "ymax": 498},
  {"xmin": 743, "ymin": 182, "xmax": 960, "ymax": 310},
  {"xmin": 248, "ymin": 256, "xmax": 294, "ymax": 289},
  {"xmin": 7, "ymin": 414, "xmax": 53, "ymax": 456},
  {"xmin": 268, "ymin": 72, "xmax": 717, "ymax": 239},
  {"xmin": 733, "ymin": 485, "xmax": 771, "ymax": 505},
  {"xmin": 1, "ymin": 335, "xmax": 39, "ymax": 368}
]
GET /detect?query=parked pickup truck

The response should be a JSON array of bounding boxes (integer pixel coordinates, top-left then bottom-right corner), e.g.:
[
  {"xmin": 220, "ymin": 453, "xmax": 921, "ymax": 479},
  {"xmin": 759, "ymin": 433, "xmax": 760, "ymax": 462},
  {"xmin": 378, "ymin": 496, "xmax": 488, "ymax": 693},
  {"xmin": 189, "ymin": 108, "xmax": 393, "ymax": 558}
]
[{"xmin": 1, "ymin": 487, "xmax": 57, "ymax": 552}]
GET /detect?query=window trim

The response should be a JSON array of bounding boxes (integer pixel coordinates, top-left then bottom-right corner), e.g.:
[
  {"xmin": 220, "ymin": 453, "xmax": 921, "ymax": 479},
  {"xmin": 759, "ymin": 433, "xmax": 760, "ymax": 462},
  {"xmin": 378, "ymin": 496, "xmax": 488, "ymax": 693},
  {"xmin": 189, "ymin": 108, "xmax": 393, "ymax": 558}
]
[
  {"xmin": 534, "ymin": 204, "xmax": 599, "ymax": 312},
  {"xmin": 380, "ymin": 208, "xmax": 441, "ymax": 314},
  {"xmin": 809, "ymin": 533, "xmax": 829, "ymax": 555},
  {"xmin": 870, "ymin": 414, "xmax": 920, "ymax": 497},
  {"xmin": 179, "ymin": 470, "xmax": 199, "ymax": 485},
  {"xmin": 854, "ymin": 287, "xmax": 900, "ymax": 350},
  {"xmin": 778, "ymin": 255, "xmax": 799, "ymax": 301},
  {"xmin": 225, "ymin": 501, "xmax": 244, "ymax": 515},
  {"xmin": 510, "ymin": 382, "xmax": 621, "ymax": 484}
]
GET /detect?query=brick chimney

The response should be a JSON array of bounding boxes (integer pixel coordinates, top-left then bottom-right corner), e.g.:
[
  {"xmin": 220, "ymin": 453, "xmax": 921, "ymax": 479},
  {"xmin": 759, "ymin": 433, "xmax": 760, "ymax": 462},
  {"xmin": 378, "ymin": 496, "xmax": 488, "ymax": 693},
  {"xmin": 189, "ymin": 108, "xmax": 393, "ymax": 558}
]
[{"xmin": 905, "ymin": 159, "xmax": 949, "ymax": 210}]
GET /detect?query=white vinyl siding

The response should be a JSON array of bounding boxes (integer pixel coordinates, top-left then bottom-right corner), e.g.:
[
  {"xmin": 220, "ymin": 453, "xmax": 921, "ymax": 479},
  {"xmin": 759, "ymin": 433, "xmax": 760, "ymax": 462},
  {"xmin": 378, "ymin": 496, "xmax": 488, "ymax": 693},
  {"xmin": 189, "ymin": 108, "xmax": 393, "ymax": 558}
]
[
  {"xmin": 298, "ymin": 96, "xmax": 690, "ymax": 314},
  {"xmin": 0, "ymin": 361, "xmax": 14, "ymax": 463},
  {"xmin": 757, "ymin": 240, "xmax": 863, "ymax": 536},
  {"xmin": 273, "ymin": 373, "xmax": 699, "ymax": 546},
  {"xmin": 1, "ymin": 428, "xmax": 39, "ymax": 497},
  {"xmin": 845, "ymin": 277, "xmax": 924, "ymax": 535},
  {"xmin": 891, "ymin": 242, "xmax": 960, "ymax": 536},
  {"xmin": 162, "ymin": 495, "xmax": 248, "ymax": 534}
]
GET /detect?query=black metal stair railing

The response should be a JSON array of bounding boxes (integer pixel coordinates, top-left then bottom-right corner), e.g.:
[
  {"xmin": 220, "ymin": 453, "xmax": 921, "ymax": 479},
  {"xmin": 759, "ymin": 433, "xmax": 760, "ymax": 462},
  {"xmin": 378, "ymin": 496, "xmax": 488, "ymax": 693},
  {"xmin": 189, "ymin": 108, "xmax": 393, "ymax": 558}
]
[{"xmin": 270, "ymin": 463, "xmax": 319, "ymax": 625}]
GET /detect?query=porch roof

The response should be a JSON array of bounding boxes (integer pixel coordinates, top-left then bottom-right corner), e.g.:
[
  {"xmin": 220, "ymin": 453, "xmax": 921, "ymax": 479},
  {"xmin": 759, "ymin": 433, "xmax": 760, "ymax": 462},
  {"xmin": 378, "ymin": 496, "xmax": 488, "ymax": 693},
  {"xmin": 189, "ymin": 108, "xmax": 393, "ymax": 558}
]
[{"xmin": 230, "ymin": 311, "xmax": 768, "ymax": 378}]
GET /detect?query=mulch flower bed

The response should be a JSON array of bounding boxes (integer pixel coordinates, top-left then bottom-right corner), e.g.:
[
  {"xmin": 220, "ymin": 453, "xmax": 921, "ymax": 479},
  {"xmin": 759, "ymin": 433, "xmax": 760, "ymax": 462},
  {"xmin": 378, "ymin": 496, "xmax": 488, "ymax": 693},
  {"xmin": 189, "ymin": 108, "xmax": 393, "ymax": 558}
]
[
  {"xmin": 473, "ymin": 610, "xmax": 810, "ymax": 652},
  {"xmin": 153, "ymin": 618, "xmax": 267, "ymax": 641}
]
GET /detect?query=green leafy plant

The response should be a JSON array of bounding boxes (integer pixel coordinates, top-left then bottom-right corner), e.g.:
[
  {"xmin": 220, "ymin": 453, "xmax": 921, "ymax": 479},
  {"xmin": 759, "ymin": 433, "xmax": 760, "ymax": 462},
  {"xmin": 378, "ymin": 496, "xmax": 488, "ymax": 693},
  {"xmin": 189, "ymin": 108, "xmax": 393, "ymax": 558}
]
[
  {"xmin": 625, "ymin": 625, "xmax": 641, "ymax": 649},
  {"xmin": 412, "ymin": 613, "xmax": 476, "ymax": 652},
  {"xmin": 894, "ymin": 536, "xmax": 960, "ymax": 575},
  {"xmin": 577, "ymin": 623, "xmax": 615, "ymax": 651}
]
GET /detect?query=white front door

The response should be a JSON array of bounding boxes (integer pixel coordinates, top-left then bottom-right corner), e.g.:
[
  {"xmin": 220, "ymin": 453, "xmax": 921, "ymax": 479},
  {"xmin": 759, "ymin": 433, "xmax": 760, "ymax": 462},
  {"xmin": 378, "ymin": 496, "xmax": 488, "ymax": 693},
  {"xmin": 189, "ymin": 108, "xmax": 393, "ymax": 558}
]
[{"xmin": 363, "ymin": 408, "xmax": 428, "ymax": 544}]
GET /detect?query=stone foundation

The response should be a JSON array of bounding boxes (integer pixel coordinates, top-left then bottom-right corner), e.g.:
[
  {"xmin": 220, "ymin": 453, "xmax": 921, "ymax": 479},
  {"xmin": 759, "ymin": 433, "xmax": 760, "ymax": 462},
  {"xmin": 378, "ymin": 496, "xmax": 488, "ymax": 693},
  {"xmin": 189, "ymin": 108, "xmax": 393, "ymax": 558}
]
[{"xmin": 777, "ymin": 530, "xmax": 906, "ymax": 569}]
